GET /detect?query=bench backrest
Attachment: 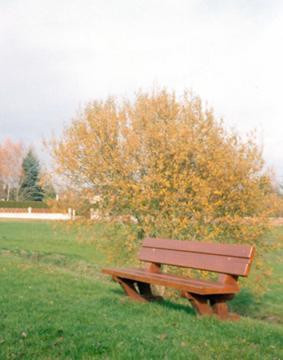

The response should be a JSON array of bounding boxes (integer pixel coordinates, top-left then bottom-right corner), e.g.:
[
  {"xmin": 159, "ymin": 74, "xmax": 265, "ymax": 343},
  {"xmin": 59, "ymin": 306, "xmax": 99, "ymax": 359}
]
[{"xmin": 139, "ymin": 238, "xmax": 255, "ymax": 277}]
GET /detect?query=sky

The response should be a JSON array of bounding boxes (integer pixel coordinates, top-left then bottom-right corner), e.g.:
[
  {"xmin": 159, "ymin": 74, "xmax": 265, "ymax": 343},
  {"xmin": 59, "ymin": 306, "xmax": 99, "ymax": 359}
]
[{"xmin": 0, "ymin": 0, "xmax": 282, "ymax": 181}]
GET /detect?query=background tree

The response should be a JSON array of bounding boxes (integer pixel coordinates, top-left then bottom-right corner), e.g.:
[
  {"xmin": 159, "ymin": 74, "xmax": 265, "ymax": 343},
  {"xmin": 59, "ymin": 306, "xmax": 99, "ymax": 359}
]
[
  {"xmin": 19, "ymin": 149, "xmax": 44, "ymax": 201},
  {"xmin": 0, "ymin": 138, "xmax": 24, "ymax": 200},
  {"xmin": 39, "ymin": 170, "xmax": 56, "ymax": 200},
  {"xmin": 51, "ymin": 89, "xmax": 276, "ymax": 262}
]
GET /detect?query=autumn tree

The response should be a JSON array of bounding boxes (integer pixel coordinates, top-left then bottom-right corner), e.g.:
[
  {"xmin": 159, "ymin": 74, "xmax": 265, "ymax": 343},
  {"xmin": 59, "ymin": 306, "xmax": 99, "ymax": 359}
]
[
  {"xmin": 51, "ymin": 89, "xmax": 274, "ymax": 246},
  {"xmin": 19, "ymin": 149, "xmax": 44, "ymax": 201},
  {"xmin": 0, "ymin": 138, "xmax": 24, "ymax": 200},
  {"xmin": 39, "ymin": 170, "xmax": 56, "ymax": 200}
]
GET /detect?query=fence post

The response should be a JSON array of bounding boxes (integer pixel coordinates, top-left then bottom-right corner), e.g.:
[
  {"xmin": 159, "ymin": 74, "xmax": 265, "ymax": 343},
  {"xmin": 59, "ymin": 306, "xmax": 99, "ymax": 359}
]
[{"xmin": 28, "ymin": 207, "xmax": 32, "ymax": 214}]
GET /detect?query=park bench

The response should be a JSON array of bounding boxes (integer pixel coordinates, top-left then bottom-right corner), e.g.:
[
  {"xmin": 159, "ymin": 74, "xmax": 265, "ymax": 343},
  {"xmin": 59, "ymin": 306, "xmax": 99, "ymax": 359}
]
[{"xmin": 102, "ymin": 237, "xmax": 255, "ymax": 320}]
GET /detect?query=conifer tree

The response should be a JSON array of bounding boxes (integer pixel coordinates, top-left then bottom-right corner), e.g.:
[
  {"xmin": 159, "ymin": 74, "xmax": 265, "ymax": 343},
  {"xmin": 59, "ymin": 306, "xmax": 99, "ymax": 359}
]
[{"xmin": 19, "ymin": 150, "xmax": 44, "ymax": 201}]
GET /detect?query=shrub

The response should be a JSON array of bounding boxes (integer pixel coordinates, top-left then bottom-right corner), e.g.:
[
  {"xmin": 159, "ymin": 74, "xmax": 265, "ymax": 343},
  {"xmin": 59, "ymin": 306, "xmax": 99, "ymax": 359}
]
[
  {"xmin": 0, "ymin": 201, "xmax": 49, "ymax": 209},
  {"xmin": 51, "ymin": 89, "xmax": 276, "ymax": 284}
]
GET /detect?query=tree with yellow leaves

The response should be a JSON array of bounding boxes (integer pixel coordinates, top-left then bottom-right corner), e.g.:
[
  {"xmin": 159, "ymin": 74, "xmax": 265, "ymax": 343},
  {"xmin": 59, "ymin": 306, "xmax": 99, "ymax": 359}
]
[{"xmin": 51, "ymin": 89, "xmax": 274, "ymax": 249}]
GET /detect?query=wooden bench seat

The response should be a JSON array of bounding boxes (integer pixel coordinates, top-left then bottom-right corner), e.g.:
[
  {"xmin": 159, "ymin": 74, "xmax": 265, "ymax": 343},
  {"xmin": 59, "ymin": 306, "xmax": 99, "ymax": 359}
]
[
  {"xmin": 102, "ymin": 237, "xmax": 255, "ymax": 320},
  {"xmin": 103, "ymin": 268, "xmax": 240, "ymax": 295}
]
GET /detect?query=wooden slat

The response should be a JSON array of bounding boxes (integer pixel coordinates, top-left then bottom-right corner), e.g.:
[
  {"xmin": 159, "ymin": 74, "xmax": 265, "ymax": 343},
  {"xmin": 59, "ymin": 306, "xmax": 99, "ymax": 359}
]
[
  {"xmin": 102, "ymin": 267, "xmax": 239, "ymax": 295},
  {"xmin": 139, "ymin": 247, "xmax": 251, "ymax": 276},
  {"xmin": 143, "ymin": 238, "xmax": 254, "ymax": 259}
]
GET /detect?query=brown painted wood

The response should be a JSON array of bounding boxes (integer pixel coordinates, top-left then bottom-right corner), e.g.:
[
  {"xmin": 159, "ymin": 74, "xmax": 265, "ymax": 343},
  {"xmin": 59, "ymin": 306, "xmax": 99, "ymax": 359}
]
[
  {"xmin": 210, "ymin": 296, "xmax": 240, "ymax": 321},
  {"xmin": 114, "ymin": 276, "xmax": 148, "ymax": 303},
  {"xmin": 211, "ymin": 300, "xmax": 229, "ymax": 318},
  {"xmin": 182, "ymin": 292, "xmax": 213, "ymax": 316},
  {"xmin": 103, "ymin": 268, "xmax": 239, "ymax": 295},
  {"xmin": 218, "ymin": 274, "xmax": 238, "ymax": 286},
  {"xmin": 140, "ymin": 238, "xmax": 255, "ymax": 277},
  {"xmin": 139, "ymin": 247, "xmax": 251, "ymax": 276},
  {"xmin": 113, "ymin": 276, "xmax": 163, "ymax": 302},
  {"xmin": 143, "ymin": 238, "xmax": 254, "ymax": 258},
  {"xmin": 145, "ymin": 262, "xmax": 161, "ymax": 273},
  {"xmin": 102, "ymin": 237, "xmax": 256, "ymax": 319}
]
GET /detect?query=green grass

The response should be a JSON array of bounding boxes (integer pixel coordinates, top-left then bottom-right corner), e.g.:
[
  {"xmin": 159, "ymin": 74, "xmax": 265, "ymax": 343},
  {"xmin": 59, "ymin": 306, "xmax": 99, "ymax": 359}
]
[{"xmin": 0, "ymin": 221, "xmax": 282, "ymax": 359}]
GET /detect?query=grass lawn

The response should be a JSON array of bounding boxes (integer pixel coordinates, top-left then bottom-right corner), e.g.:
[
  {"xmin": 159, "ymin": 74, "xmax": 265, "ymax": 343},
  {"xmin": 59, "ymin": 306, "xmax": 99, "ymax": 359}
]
[{"xmin": 0, "ymin": 221, "xmax": 282, "ymax": 359}]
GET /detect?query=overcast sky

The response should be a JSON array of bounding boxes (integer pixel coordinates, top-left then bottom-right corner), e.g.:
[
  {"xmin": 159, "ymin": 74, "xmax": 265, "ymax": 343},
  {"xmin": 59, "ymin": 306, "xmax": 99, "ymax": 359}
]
[{"xmin": 0, "ymin": 0, "xmax": 282, "ymax": 180}]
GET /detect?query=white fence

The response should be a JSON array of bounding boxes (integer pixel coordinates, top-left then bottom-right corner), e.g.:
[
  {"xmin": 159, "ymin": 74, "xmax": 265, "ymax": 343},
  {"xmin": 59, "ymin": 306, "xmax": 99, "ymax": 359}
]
[{"xmin": 0, "ymin": 208, "xmax": 75, "ymax": 221}]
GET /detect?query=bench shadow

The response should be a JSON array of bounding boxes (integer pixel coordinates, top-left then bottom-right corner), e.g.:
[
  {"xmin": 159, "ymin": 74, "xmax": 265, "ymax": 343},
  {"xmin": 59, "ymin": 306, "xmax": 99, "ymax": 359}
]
[
  {"xmin": 154, "ymin": 290, "xmax": 261, "ymax": 318},
  {"xmin": 229, "ymin": 288, "xmax": 261, "ymax": 317},
  {"xmin": 108, "ymin": 288, "xmax": 196, "ymax": 316},
  {"xmin": 109, "ymin": 287, "xmax": 263, "ymax": 319},
  {"xmin": 154, "ymin": 299, "xmax": 196, "ymax": 315}
]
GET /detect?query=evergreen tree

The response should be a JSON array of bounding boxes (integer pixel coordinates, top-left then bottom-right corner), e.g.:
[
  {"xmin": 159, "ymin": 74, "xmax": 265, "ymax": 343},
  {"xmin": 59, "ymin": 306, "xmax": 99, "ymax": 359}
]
[{"xmin": 19, "ymin": 150, "xmax": 44, "ymax": 201}]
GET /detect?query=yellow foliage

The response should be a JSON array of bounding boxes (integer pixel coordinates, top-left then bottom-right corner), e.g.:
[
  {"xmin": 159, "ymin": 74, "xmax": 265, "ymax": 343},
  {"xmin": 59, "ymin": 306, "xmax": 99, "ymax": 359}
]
[
  {"xmin": 50, "ymin": 89, "xmax": 279, "ymax": 292},
  {"xmin": 51, "ymin": 90, "xmax": 274, "ymax": 242},
  {"xmin": 51, "ymin": 90, "xmax": 282, "ymax": 296}
]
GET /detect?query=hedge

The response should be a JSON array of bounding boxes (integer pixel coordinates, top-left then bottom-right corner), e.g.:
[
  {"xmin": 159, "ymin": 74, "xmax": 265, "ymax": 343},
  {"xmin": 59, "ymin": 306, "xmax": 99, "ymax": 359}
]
[{"xmin": 0, "ymin": 201, "xmax": 49, "ymax": 209}]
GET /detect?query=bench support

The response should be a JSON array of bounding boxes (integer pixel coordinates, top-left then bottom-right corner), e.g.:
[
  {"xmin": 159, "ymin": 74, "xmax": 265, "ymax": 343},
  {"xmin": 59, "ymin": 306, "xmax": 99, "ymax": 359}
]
[
  {"xmin": 114, "ymin": 277, "xmax": 148, "ymax": 302},
  {"xmin": 211, "ymin": 298, "xmax": 229, "ymax": 318},
  {"xmin": 113, "ymin": 276, "xmax": 239, "ymax": 319},
  {"xmin": 182, "ymin": 292, "xmax": 239, "ymax": 320},
  {"xmin": 182, "ymin": 292, "xmax": 213, "ymax": 316},
  {"xmin": 210, "ymin": 295, "xmax": 240, "ymax": 320},
  {"xmin": 114, "ymin": 277, "xmax": 163, "ymax": 302}
]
